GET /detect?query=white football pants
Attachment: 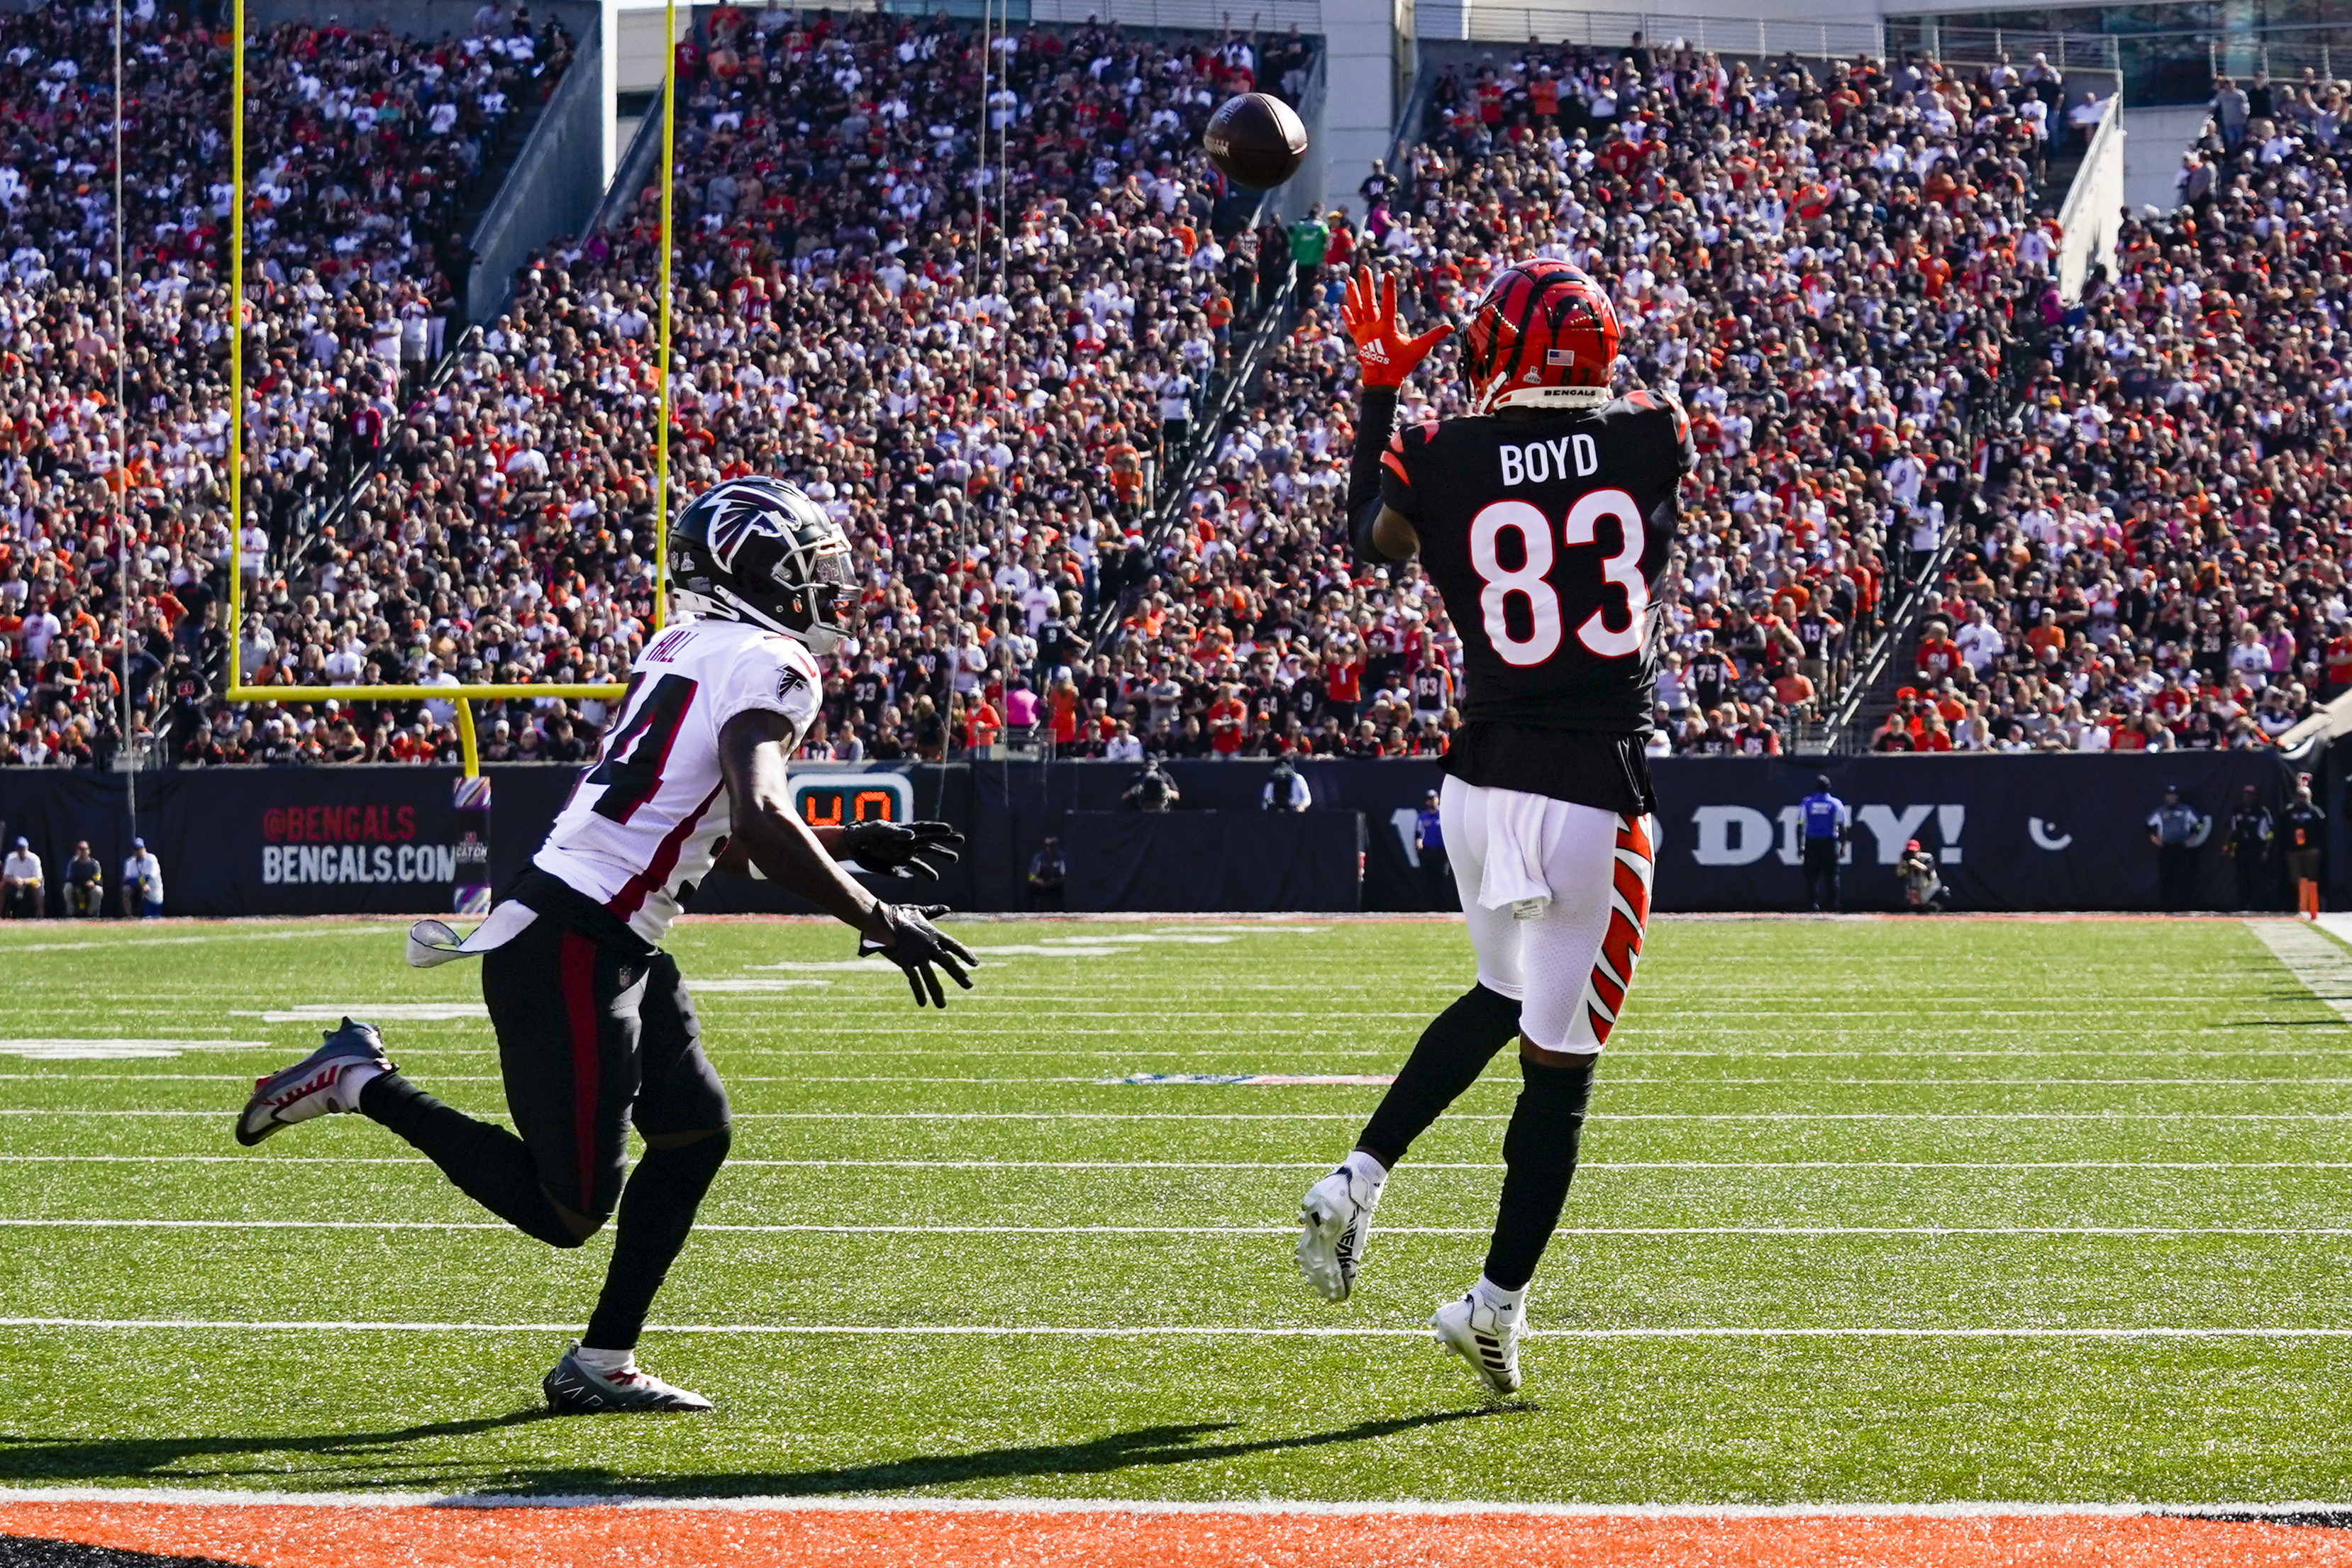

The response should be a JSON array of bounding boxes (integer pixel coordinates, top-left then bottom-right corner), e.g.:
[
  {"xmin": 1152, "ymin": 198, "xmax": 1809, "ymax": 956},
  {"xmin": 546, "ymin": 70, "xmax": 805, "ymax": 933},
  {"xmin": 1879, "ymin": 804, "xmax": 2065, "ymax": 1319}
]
[{"xmin": 1438, "ymin": 774, "xmax": 1656, "ymax": 1052}]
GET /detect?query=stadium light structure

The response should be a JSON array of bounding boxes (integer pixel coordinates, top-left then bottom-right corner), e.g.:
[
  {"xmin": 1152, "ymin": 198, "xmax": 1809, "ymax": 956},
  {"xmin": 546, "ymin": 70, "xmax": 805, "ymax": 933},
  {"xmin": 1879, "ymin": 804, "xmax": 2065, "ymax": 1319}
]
[{"xmin": 221, "ymin": 0, "xmax": 680, "ymax": 775}]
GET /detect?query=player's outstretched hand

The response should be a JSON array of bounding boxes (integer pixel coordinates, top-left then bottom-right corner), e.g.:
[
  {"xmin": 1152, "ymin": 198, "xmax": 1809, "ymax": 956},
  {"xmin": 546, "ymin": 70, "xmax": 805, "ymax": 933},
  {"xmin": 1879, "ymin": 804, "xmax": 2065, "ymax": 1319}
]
[
  {"xmin": 841, "ymin": 819, "xmax": 965, "ymax": 880},
  {"xmin": 1343, "ymin": 267, "xmax": 1453, "ymax": 389},
  {"xmin": 859, "ymin": 903, "xmax": 980, "ymax": 1007}
]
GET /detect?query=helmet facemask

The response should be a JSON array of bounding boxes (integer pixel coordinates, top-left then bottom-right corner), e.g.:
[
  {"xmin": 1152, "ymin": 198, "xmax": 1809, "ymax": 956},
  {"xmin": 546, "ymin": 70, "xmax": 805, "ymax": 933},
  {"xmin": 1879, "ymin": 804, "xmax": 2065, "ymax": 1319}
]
[{"xmin": 705, "ymin": 529, "xmax": 855, "ymax": 655}]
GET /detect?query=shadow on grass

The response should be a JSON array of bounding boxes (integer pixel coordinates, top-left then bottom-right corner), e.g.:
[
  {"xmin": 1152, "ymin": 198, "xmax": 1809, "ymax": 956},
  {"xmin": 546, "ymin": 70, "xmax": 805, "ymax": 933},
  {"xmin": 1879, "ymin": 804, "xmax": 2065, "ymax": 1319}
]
[
  {"xmin": 0, "ymin": 1409, "xmax": 558, "ymax": 1486},
  {"xmin": 0, "ymin": 1407, "xmax": 1525, "ymax": 1499}
]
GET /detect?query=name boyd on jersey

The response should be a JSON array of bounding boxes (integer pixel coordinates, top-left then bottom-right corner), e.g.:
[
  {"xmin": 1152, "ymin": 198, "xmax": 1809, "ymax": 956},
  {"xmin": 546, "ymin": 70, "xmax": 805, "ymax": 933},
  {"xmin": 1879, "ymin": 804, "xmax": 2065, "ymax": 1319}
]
[{"xmin": 1496, "ymin": 433, "xmax": 1602, "ymax": 489}]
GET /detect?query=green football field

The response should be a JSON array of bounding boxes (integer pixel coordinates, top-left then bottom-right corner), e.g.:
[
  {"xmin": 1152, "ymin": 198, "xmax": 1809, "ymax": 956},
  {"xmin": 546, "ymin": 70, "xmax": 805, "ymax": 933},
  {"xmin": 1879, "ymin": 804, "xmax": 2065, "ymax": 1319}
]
[{"xmin": 1, "ymin": 913, "xmax": 2349, "ymax": 1504}]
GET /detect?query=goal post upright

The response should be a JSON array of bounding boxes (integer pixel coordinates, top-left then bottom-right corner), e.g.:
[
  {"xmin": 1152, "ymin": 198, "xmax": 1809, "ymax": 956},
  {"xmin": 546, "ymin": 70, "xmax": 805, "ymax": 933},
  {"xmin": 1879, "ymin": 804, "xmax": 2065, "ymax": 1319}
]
[
  {"xmin": 653, "ymin": 0, "xmax": 678, "ymax": 635},
  {"xmin": 225, "ymin": 0, "xmax": 244, "ymax": 699}
]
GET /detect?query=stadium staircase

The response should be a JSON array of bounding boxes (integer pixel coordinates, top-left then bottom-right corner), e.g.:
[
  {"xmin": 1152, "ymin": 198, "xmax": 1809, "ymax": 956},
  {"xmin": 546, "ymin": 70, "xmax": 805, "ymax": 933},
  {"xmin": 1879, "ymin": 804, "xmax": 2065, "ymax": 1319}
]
[{"xmin": 1811, "ymin": 94, "xmax": 2112, "ymax": 754}]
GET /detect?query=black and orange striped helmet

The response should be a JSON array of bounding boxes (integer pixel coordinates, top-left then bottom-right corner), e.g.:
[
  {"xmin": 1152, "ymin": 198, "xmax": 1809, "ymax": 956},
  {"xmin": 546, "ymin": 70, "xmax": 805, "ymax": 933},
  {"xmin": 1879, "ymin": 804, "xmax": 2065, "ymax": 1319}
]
[{"xmin": 1461, "ymin": 260, "xmax": 1620, "ymax": 415}]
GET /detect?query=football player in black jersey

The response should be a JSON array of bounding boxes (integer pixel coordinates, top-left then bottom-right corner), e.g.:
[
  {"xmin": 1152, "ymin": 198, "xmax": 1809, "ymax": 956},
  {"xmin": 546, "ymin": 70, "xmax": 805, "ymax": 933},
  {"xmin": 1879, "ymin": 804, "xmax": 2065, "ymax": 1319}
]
[{"xmin": 1295, "ymin": 264, "xmax": 1693, "ymax": 1394}]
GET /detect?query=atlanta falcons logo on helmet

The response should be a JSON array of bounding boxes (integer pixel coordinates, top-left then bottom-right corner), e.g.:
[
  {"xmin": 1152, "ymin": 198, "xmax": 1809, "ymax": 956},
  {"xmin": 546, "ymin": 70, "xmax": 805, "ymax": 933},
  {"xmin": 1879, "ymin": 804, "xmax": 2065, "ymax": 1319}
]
[{"xmin": 670, "ymin": 477, "xmax": 855, "ymax": 654}]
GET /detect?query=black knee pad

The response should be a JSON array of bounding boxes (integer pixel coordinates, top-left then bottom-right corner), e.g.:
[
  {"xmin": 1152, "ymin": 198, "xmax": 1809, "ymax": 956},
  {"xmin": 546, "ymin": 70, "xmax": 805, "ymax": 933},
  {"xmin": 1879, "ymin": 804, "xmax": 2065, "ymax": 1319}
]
[{"xmin": 1463, "ymin": 982, "xmax": 1524, "ymax": 1036}]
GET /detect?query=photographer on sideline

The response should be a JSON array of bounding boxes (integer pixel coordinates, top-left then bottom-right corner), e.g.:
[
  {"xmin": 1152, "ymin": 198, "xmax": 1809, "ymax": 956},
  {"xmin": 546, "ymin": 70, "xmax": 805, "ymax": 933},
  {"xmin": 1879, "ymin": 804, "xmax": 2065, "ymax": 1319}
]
[
  {"xmin": 1897, "ymin": 838, "xmax": 1948, "ymax": 913},
  {"xmin": 2, "ymin": 837, "xmax": 43, "ymax": 919},
  {"xmin": 1263, "ymin": 758, "xmax": 1312, "ymax": 812},
  {"xmin": 122, "ymin": 839, "xmax": 165, "ymax": 919}
]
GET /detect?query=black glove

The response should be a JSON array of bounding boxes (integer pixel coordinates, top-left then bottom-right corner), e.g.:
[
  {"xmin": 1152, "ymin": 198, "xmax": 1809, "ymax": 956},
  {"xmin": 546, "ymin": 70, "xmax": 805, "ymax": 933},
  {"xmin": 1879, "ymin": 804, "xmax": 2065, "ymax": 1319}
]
[
  {"xmin": 840, "ymin": 819, "xmax": 965, "ymax": 881},
  {"xmin": 859, "ymin": 902, "xmax": 979, "ymax": 1007}
]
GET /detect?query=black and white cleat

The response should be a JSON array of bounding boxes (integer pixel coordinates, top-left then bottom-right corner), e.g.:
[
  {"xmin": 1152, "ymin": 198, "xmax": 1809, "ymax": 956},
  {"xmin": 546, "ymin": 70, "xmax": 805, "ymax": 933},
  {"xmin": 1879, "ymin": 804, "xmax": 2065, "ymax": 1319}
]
[{"xmin": 543, "ymin": 1343, "xmax": 714, "ymax": 1413}]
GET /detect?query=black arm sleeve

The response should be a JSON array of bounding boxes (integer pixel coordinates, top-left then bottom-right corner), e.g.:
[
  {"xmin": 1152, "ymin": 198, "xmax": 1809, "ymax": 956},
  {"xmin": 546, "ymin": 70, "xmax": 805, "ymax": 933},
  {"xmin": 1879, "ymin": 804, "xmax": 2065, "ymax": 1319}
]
[
  {"xmin": 1346, "ymin": 387, "xmax": 1399, "ymax": 522},
  {"xmin": 1348, "ymin": 387, "xmax": 1407, "ymax": 567}
]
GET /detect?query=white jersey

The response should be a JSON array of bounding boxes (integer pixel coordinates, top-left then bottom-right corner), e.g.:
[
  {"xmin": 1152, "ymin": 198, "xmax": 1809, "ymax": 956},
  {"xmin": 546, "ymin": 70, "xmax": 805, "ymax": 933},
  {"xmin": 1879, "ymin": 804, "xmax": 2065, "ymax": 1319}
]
[{"xmin": 536, "ymin": 616, "xmax": 823, "ymax": 942}]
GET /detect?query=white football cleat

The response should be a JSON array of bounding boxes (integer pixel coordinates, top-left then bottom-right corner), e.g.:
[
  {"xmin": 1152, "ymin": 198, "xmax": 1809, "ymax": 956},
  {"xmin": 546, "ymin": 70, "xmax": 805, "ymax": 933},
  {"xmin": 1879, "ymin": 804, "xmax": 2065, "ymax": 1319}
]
[
  {"xmin": 234, "ymin": 1018, "xmax": 392, "ymax": 1147},
  {"xmin": 543, "ymin": 1343, "xmax": 713, "ymax": 1413},
  {"xmin": 1431, "ymin": 1291, "xmax": 1524, "ymax": 1395},
  {"xmin": 1296, "ymin": 1163, "xmax": 1382, "ymax": 1302}
]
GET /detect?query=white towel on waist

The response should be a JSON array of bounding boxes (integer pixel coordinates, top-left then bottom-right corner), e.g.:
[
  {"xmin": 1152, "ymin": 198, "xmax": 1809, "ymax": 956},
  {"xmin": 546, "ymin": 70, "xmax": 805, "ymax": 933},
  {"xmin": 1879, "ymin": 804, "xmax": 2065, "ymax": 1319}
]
[
  {"xmin": 1475, "ymin": 789, "xmax": 1554, "ymax": 918},
  {"xmin": 405, "ymin": 900, "xmax": 538, "ymax": 967}
]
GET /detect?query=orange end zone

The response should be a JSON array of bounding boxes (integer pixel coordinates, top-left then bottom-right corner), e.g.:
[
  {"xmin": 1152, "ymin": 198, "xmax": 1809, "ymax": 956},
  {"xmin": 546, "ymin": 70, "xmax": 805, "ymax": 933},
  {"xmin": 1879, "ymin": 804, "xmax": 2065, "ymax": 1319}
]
[{"xmin": 3, "ymin": 1501, "xmax": 2347, "ymax": 1568}]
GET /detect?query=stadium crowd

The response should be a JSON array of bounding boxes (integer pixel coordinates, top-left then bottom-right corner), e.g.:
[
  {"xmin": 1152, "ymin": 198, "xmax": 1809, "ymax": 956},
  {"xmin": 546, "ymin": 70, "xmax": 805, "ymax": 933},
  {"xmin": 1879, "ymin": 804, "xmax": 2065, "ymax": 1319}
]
[
  {"xmin": 4, "ymin": 1, "xmax": 2338, "ymax": 769},
  {"xmin": 1868, "ymin": 81, "xmax": 2351, "ymax": 754},
  {"xmin": 0, "ymin": 0, "xmax": 572, "ymax": 767}
]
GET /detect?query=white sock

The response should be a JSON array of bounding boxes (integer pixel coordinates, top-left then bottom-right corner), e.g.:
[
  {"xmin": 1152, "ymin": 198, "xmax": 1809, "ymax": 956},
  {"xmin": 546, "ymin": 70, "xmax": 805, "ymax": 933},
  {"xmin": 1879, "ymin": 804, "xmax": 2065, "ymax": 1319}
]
[
  {"xmin": 1473, "ymin": 1276, "xmax": 1528, "ymax": 1318},
  {"xmin": 575, "ymin": 1345, "xmax": 636, "ymax": 1375},
  {"xmin": 1341, "ymin": 1149, "xmax": 1389, "ymax": 1202},
  {"xmin": 338, "ymin": 1061, "xmax": 386, "ymax": 1103}
]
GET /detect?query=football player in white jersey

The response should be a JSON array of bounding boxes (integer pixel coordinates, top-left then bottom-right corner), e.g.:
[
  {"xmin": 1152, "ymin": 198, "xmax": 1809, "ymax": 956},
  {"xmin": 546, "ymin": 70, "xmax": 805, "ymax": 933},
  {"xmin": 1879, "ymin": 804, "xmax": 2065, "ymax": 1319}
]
[{"xmin": 235, "ymin": 477, "xmax": 977, "ymax": 1412}]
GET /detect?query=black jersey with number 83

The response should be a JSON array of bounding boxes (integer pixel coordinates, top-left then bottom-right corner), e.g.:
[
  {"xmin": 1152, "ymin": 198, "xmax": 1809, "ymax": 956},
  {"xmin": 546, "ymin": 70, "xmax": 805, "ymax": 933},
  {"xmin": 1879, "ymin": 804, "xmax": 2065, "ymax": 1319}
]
[{"xmin": 1381, "ymin": 390, "xmax": 1695, "ymax": 735}]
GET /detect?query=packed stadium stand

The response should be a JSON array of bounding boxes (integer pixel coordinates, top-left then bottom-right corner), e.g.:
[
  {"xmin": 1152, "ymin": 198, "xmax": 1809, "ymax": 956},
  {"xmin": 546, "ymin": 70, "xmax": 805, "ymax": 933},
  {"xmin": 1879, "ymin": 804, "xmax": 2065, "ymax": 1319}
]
[
  {"xmin": 0, "ymin": 1, "xmax": 574, "ymax": 767},
  {"xmin": 0, "ymin": 1, "xmax": 2336, "ymax": 769},
  {"xmin": 1873, "ymin": 99, "xmax": 2348, "ymax": 755}
]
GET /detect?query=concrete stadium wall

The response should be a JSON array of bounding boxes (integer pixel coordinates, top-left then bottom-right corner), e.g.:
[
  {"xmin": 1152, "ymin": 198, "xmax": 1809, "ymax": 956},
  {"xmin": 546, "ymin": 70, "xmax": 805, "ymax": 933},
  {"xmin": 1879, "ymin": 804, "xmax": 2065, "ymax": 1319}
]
[
  {"xmin": 2121, "ymin": 104, "xmax": 2212, "ymax": 216},
  {"xmin": 2056, "ymin": 94, "xmax": 2122, "ymax": 301},
  {"xmin": 465, "ymin": 17, "xmax": 609, "ymax": 319}
]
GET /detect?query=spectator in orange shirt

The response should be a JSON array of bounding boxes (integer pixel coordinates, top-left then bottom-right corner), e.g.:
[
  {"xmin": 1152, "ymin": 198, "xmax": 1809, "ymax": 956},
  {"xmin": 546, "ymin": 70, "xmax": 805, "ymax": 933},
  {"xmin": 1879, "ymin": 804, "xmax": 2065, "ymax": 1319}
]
[
  {"xmin": 2324, "ymin": 622, "xmax": 2352, "ymax": 699},
  {"xmin": 1206, "ymin": 684, "xmax": 1249, "ymax": 756},
  {"xmin": 965, "ymin": 696, "xmax": 1004, "ymax": 752},
  {"xmin": 1915, "ymin": 621, "xmax": 1962, "ymax": 684},
  {"xmin": 2024, "ymin": 608, "xmax": 2067, "ymax": 661}
]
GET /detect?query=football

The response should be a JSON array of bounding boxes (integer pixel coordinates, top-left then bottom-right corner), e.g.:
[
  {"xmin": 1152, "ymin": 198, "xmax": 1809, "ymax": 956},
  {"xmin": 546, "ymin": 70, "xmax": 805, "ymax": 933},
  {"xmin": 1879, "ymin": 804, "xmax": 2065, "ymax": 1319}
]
[{"xmin": 1204, "ymin": 91, "xmax": 1309, "ymax": 189}]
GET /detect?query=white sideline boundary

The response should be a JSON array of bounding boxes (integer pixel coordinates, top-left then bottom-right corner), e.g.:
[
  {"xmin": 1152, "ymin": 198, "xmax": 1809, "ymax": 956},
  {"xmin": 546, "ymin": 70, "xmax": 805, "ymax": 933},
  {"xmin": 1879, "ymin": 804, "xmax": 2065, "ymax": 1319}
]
[
  {"xmin": 0, "ymin": 1488, "xmax": 2342, "ymax": 1519},
  {"xmin": 2251, "ymin": 920, "xmax": 2352, "ymax": 1024},
  {"xmin": 0, "ymin": 1487, "xmax": 2341, "ymax": 1519},
  {"xmin": 7, "ymin": 1318, "xmax": 2352, "ymax": 1341}
]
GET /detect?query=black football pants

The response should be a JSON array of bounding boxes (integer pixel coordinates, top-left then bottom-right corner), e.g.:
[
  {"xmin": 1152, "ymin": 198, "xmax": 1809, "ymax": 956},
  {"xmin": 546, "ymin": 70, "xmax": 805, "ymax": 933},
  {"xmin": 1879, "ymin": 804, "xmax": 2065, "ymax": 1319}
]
[{"xmin": 360, "ymin": 874, "xmax": 731, "ymax": 1350}]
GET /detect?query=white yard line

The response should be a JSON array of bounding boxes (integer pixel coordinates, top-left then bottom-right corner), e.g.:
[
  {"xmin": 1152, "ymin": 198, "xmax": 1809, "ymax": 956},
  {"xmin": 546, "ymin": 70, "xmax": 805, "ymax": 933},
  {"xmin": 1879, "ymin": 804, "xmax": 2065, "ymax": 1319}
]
[
  {"xmin": 6, "ymin": 1219, "xmax": 2351, "ymax": 1238},
  {"xmin": 0, "ymin": 928, "xmax": 399, "ymax": 955},
  {"xmin": 4, "ymin": 1318, "xmax": 2350, "ymax": 1341}
]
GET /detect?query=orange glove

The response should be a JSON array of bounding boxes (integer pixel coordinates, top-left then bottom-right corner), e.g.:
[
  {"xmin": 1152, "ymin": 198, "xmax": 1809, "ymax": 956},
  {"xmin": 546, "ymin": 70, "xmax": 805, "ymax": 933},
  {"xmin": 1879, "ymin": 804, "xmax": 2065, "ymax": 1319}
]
[{"xmin": 1342, "ymin": 268, "xmax": 1453, "ymax": 389}]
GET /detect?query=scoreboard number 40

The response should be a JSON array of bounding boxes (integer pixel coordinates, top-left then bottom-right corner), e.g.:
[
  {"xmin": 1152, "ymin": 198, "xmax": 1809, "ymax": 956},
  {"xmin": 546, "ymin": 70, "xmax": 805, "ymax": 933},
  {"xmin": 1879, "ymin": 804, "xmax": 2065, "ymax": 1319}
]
[{"xmin": 791, "ymin": 774, "xmax": 915, "ymax": 829}]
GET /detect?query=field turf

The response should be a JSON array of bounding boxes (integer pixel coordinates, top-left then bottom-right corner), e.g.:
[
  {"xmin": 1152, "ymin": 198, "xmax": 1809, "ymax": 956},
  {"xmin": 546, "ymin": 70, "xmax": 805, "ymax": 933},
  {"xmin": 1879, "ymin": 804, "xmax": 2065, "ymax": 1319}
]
[{"xmin": 0, "ymin": 913, "xmax": 2348, "ymax": 1507}]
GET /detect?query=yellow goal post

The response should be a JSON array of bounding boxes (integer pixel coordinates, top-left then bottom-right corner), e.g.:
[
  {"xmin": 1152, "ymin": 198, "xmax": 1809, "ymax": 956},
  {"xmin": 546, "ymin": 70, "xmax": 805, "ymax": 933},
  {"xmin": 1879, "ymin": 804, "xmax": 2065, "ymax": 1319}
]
[{"xmin": 221, "ymin": 0, "xmax": 682, "ymax": 774}]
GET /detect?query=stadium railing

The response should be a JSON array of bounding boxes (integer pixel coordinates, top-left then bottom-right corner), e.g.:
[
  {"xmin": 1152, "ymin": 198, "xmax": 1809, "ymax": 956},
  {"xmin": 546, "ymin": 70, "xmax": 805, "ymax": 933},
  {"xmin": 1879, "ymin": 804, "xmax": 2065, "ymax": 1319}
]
[
  {"xmin": 809, "ymin": 0, "xmax": 1328, "ymax": 31},
  {"xmin": 1414, "ymin": 5, "xmax": 1882, "ymax": 57},
  {"xmin": 1082, "ymin": 266, "xmax": 1302, "ymax": 657}
]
